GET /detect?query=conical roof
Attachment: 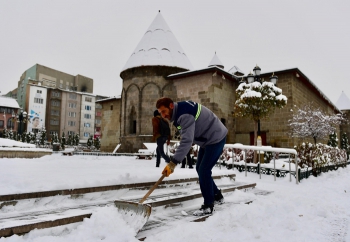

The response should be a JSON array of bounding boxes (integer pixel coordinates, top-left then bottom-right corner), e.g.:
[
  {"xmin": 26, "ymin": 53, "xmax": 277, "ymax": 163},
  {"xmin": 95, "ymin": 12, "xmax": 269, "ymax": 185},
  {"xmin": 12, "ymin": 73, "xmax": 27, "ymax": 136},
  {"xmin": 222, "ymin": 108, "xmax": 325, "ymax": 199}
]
[
  {"xmin": 208, "ymin": 53, "xmax": 224, "ymax": 69},
  {"xmin": 121, "ymin": 12, "xmax": 193, "ymax": 72},
  {"xmin": 228, "ymin": 65, "xmax": 244, "ymax": 76},
  {"xmin": 336, "ymin": 91, "xmax": 350, "ymax": 110}
]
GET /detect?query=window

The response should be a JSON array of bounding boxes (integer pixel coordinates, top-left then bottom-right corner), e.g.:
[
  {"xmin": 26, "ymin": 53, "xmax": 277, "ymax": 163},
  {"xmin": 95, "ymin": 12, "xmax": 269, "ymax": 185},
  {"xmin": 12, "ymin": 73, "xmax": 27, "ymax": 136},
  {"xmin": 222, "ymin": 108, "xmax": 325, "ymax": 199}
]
[
  {"xmin": 50, "ymin": 130, "xmax": 59, "ymax": 135},
  {"xmin": 85, "ymin": 105, "xmax": 91, "ymax": 110},
  {"xmin": 52, "ymin": 92, "xmax": 60, "ymax": 98},
  {"xmin": 68, "ymin": 102, "xmax": 77, "ymax": 108},
  {"xmin": 34, "ymin": 98, "xmax": 43, "ymax": 104},
  {"xmin": 84, "ymin": 123, "xmax": 91, "ymax": 127},
  {"xmin": 37, "ymin": 90, "xmax": 42, "ymax": 94},
  {"xmin": 68, "ymin": 112, "xmax": 76, "ymax": 117},
  {"xmin": 0, "ymin": 120, "xmax": 3, "ymax": 128},
  {"xmin": 68, "ymin": 121, "xmax": 76, "ymax": 126},
  {"xmin": 95, "ymin": 119, "xmax": 101, "ymax": 124},
  {"xmin": 51, "ymin": 100, "xmax": 60, "ymax": 107},
  {"xmin": 69, "ymin": 93, "xmax": 77, "ymax": 99},
  {"xmin": 68, "ymin": 131, "xmax": 75, "ymax": 135},
  {"xmin": 84, "ymin": 114, "xmax": 91, "ymax": 119},
  {"xmin": 96, "ymin": 112, "xmax": 102, "ymax": 117},
  {"xmin": 50, "ymin": 119, "xmax": 59, "ymax": 125},
  {"xmin": 96, "ymin": 104, "xmax": 102, "ymax": 109},
  {"xmin": 84, "ymin": 132, "xmax": 90, "ymax": 137},
  {"xmin": 51, "ymin": 110, "xmax": 60, "ymax": 116},
  {"xmin": 85, "ymin": 97, "xmax": 92, "ymax": 102},
  {"xmin": 7, "ymin": 118, "xmax": 14, "ymax": 129},
  {"xmin": 110, "ymin": 105, "xmax": 113, "ymax": 110}
]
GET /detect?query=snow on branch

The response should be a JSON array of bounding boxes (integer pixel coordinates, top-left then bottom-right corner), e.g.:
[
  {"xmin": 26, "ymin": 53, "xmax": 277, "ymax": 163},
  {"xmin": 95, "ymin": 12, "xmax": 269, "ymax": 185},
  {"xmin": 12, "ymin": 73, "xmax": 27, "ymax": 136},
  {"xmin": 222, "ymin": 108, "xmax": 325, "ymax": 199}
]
[{"xmin": 288, "ymin": 103, "xmax": 345, "ymax": 144}]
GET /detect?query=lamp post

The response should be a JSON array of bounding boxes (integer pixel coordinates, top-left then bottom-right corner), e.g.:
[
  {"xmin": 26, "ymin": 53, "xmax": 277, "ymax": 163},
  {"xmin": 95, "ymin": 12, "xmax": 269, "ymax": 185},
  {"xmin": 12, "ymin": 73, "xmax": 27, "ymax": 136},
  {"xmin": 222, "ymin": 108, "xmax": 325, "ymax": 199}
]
[
  {"xmin": 246, "ymin": 65, "xmax": 278, "ymax": 146},
  {"xmin": 16, "ymin": 108, "xmax": 29, "ymax": 135}
]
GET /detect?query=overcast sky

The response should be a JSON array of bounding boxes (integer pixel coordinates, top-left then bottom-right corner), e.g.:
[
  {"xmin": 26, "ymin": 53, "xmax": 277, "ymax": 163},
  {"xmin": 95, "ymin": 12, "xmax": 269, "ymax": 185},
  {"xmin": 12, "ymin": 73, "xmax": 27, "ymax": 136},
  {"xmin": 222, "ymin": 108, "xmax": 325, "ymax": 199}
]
[{"xmin": 1, "ymin": 0, "xmax": 349, "ymax": 105}]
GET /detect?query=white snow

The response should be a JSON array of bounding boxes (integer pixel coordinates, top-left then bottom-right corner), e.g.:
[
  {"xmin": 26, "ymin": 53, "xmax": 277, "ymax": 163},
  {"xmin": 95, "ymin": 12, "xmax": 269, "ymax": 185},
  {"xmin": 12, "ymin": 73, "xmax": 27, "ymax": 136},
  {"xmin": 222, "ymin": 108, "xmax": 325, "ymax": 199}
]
[
  {"xmin": 0, "ymin": 96, "xmax": 19, "ymax": 109},
  {"xmin": 208, "ymin": 53, "xmax": 224, "ymax": 69},
  {"xmin": 122, "ymin": 12, "xmax": 193, "ymax": 72},
  {"xmin": 0, "ymin": 138, "xmax": 350, "ymax": 242},
  {"xmin": 336, "ymin": 91, "xmax": 350, "ymax": 111}
]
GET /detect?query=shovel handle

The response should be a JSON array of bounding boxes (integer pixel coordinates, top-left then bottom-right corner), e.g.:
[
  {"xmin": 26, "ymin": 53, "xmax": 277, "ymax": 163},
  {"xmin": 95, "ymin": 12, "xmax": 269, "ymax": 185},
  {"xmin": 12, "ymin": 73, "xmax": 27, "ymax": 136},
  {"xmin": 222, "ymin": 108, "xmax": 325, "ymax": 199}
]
[{"xmin": 139, "ymin": 174, "xmax": 166, "ymax": 204}]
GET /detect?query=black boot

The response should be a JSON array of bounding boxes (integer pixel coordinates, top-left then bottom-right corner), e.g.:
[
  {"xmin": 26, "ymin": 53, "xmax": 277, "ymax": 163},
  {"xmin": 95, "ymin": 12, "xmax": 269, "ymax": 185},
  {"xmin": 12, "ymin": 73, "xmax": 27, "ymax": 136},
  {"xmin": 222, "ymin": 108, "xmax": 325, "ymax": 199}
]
[
  {"xmin": 214, "ymin": 190, "xmax": 224, "ymax": 205},
  {"xmin": 193, "ymin": 204, "xmax": 214, "ymax": 216}
]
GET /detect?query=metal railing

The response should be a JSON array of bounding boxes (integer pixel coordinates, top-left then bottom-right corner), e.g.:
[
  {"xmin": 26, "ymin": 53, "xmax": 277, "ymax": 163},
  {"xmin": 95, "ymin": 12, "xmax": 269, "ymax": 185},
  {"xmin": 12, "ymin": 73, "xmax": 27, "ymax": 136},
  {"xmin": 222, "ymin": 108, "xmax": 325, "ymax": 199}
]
[{"xmin": 226, "ymin": 144, "xmax": 298, "ymax": 184}]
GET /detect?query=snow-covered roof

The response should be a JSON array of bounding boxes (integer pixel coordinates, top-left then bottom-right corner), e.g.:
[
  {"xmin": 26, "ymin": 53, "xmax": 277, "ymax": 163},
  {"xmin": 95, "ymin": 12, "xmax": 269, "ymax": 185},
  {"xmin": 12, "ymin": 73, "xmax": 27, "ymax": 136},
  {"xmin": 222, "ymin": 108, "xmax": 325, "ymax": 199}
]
[
  {"xmin": 208, "ymin": 53, "xmax": 224, "ymax": 69},
  {"xmin": 0, "ymin": 96, "xmax": 20, "ymax": 109},
  {"xmin": 121, "ymin": 12, "xmax": 193, "ymax": 73},
  {"xmin": 228, "ymin": 66, "xmax": 245, "ymax": 76},
  {"xmin": 95, "ymin": 96, "xmax": 121, "ymax": 103},
  {"xmin": 167, "ymin": 65, "xmax": 237, "ymax": 81},
  {"xmin": 335, "ymin": 91, "xmax": 350, "ymax": 111}
]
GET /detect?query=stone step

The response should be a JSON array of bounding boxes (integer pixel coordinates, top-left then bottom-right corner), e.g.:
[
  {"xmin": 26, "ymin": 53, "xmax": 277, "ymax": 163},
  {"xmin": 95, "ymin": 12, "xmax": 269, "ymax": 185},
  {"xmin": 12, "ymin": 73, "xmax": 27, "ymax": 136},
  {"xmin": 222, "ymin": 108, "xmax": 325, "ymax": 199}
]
[
  {"xmin": 0, "ymin": 178, "xmax": 248, "ymax": 239},
  {"xmin": 0, "ymin": 174, "xmax": 235, "ymax": 202}
]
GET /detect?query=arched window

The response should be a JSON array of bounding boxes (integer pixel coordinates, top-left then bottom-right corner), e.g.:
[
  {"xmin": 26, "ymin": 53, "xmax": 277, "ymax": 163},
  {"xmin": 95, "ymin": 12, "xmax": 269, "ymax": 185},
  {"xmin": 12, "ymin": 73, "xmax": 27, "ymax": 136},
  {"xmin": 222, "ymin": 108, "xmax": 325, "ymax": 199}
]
[
  {"xmin": 130, "ymin": 106, "xmax": 136, "ymax": 134},
  {"xmin": 7, "ymin": 118, "xmax": 14, "ymax": 129}
]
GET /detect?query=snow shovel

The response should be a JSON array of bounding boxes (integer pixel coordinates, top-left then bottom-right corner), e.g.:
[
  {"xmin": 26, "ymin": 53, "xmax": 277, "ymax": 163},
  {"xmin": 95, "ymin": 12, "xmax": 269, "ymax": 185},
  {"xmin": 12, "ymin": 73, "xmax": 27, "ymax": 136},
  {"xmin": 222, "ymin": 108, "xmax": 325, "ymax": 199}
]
[{"xmin": 114, "ymin": 174, "xmax": 166, "ymax": 234}]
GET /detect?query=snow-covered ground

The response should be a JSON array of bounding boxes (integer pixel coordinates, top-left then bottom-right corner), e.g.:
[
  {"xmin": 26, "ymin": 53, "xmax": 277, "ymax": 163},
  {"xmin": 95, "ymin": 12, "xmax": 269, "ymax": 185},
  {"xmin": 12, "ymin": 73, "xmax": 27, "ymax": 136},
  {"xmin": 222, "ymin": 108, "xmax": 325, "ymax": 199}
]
[{"xmin": 0, "ymin": 138, "xmax": 350, "ymax": 241}]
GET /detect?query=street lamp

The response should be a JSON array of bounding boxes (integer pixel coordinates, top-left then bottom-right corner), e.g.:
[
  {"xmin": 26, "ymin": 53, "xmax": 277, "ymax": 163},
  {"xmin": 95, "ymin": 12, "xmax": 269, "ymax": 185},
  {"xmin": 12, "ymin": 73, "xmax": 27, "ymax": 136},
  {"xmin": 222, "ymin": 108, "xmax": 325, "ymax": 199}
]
[
  {"xmin": 246, "ymin": 65, "xmax": 278, "ymax": 146},
  {"xmin": 15, "ymin": 108, "xmax": 30, "ymax": 135}
]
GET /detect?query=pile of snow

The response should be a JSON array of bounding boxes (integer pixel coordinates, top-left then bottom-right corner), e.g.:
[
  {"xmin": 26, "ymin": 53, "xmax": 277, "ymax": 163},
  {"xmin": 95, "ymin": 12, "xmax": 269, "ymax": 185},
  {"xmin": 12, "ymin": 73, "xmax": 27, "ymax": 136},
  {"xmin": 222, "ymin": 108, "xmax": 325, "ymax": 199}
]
[{"xmin": 0, "ymin": 138, "xmax": 35, "ymax": 148}]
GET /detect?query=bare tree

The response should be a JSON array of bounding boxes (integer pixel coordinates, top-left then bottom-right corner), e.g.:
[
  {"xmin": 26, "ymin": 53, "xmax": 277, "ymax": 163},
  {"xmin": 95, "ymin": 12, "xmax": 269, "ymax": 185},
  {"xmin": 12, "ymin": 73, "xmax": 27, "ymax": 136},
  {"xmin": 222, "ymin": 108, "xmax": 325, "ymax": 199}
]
[{"xmin": 289, "ymin": 103, "xmax": 344, "ymax": 144}]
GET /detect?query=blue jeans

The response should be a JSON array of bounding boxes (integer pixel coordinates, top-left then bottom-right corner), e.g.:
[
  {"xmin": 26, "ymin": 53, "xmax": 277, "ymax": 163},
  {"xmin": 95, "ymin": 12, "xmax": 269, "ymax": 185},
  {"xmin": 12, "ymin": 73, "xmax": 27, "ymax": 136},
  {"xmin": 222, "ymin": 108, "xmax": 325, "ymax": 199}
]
[
  {"xmin": 196, "ymin": 136, "xmax": 226, "ymax": 205},
  {"xmin": 156, "ymin": 136, "xmax": 170, "ymax": 165}
]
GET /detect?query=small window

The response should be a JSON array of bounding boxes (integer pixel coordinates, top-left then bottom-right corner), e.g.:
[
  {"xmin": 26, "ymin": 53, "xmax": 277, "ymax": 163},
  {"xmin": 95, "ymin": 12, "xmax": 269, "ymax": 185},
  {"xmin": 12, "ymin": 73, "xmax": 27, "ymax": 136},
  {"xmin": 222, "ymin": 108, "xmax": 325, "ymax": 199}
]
[
  {"xmin": 110, "ymin": 105, "xmax": 113, "ymax": 110},
  {"xmin": 0, "ymin": 120, "xmax": 4, "ymax": 128},
  {"xmin": 34, "ymin": 98, "xmax": 43, "ymax": 104}
]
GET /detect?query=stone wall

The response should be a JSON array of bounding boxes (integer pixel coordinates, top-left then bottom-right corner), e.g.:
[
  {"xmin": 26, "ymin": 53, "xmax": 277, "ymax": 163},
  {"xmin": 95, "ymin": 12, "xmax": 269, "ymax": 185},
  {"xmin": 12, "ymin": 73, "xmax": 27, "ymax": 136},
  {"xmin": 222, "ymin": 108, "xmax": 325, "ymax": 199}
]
[
  {"xmin": 119, "ymin": 66, "xmax": 183, "ymax": 153},
  {"xmin": 235, "ymin": 70, "xmax": 340, "ymax": 148},
  {"xmin": 172, "ymin": 70, "xmax": 237, "ymax": 143},
  {"xmin": 99, "ymin": 99, "xmax": 121, "ymax": 152},
  {"xmin": 0, "ymin": 150, "xmax": 52, "ymax": 158}
]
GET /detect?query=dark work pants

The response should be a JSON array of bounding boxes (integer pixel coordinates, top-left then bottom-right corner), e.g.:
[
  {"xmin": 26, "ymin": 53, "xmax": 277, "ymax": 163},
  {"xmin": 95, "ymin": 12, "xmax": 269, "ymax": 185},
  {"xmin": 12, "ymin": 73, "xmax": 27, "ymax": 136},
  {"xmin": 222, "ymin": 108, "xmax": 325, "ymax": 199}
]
[
  {"xmin": 196, "ymin": 137, "xmax": 226, "ymax": 205},
  {"xmin": 156, "ymin": 136, "xmax": 170, "ymax": 165}
]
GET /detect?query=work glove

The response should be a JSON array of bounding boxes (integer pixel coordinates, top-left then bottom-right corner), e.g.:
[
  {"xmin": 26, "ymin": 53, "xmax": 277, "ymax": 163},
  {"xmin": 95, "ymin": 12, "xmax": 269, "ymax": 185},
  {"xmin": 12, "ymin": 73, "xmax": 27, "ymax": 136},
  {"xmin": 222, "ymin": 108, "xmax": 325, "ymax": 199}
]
[{"xmin": 162, "ymin": 161, "xmax": 176, "ymax": 177}]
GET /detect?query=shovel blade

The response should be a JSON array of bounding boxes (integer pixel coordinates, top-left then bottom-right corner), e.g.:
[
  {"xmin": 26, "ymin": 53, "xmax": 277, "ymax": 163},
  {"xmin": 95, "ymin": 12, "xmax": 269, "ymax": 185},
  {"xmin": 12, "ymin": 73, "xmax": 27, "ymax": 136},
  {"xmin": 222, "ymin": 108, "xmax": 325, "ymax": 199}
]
[{"xmin": 114, "ymin": 200, "xmax": 152, "ymax": 234}]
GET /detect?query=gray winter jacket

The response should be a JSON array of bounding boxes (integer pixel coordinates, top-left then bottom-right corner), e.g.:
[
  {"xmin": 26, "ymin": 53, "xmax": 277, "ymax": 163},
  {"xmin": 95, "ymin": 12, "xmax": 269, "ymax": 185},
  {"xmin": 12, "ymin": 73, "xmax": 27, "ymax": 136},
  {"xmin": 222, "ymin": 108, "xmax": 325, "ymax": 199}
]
[{"xmin": 170, "ymin": 102, "xmax": 228, "ymax": 164}]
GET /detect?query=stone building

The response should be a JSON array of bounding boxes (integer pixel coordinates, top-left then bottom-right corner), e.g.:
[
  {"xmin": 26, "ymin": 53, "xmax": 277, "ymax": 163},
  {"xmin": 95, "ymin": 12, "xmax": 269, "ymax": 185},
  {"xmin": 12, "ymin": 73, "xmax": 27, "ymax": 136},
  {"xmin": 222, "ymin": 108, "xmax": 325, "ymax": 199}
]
[
  {"xmin": 336, "ymin": 92, "xmax": 350, "ymax": 142},
  {"xmin": 110, "ymin": 12, "xmax": 341, "ymax": 152},
  {"xmin": 96, "ymin": 97, "xmax": 121, "ymax": 152}
]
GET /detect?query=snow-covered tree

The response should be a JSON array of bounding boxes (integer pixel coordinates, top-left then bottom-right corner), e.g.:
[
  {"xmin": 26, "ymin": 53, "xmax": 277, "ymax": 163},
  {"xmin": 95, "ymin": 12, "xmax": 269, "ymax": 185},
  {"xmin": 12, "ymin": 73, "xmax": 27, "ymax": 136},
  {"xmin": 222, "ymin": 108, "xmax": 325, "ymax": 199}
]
[
  {"xmin": 61, "ymin": 132, "xmax": 66, "ymax": 150},
  {"xmin": 74, "ymin": 133, "xmax": 80, "ymax": 146},
  {"xmin": 3, "ymin": 128, "xmax": 8, "ymax": 139},
  {"xmin": 234, "ymin": 76, "xmax": 287, "ymax": 159},
  {"xmin": 26, "ymin": 132, "xmax": 31, "ymax": 143},
  {"xmin": 94, "ymin": 137, "xmax": 101, "ymax": 150},
  {"xmin": 8, "ymin": 129, "xmax": 14, "ymax": 140},
  {"xmin": 340, "ymin": 133, "xmax": 350, "ymax": 159},
  {"xmin": 40, "ymin": 128, "xmax": 47, "ymax": 146},
  {"xmin": 67, "ymin": 134, "xmax": 72, "ymax": 146},
  {"xmin": 87, "ymin": 135, "xmax": 93, "ymax": 149},
  {"xmin": 21, "ymin": 132, "xmax": 26, "ymax": 142},
  {"xmin": 327, "ymin": 132, "xmax": 338, "ymax": 147},
  {"xmin": 289, "ymin": 103, "xmax": 344, "ymax": 144}
]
